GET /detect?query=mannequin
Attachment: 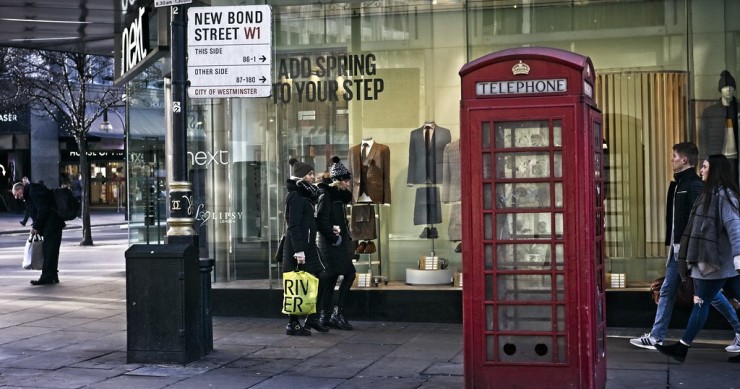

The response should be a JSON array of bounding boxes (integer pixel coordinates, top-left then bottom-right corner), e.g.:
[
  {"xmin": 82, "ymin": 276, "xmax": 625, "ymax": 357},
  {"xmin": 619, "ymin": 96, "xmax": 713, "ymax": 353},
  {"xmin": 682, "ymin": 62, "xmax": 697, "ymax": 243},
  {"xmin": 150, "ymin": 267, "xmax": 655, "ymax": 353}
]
[
  {"xmin": 699, "ymin": 70, "xmax": 739, "ymax": 183},
  {"xmin": 347, "ymin": 138, "xmax": 391, "ymax": 242}
]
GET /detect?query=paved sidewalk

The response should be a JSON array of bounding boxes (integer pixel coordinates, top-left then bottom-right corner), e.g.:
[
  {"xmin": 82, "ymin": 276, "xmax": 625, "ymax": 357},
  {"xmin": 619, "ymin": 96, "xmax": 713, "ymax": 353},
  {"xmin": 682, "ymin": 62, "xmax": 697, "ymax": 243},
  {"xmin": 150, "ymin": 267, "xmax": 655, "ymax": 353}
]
[{"xmin": 0, "ymin": 210, "xmax": 738, "ymax": 388}]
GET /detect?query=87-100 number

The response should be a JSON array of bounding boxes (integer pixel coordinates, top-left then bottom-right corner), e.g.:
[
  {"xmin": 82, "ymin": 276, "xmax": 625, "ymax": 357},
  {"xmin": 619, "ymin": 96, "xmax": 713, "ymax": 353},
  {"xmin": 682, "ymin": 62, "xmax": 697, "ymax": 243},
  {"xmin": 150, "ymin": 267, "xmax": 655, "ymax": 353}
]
[{"xmin": 235, "ymin": 77, "xmax": 256, "ymax": 83}]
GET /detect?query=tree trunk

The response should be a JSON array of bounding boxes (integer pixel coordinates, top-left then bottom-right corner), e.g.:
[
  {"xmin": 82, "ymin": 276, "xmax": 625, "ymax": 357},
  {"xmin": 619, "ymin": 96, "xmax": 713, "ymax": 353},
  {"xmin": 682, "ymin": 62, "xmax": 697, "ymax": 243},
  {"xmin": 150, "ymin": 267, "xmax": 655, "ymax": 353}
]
[{"xmin": 78, "ymin": 137, "xmax": 94, "ymax": 246}]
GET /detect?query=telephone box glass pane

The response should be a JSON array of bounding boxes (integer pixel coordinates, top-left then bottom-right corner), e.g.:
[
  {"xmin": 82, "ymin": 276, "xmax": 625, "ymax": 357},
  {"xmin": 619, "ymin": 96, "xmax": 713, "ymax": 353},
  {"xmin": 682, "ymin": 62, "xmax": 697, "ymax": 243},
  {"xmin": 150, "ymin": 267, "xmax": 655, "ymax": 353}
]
[
  {"xmin": 498, "ymin": 305, "xmax": 552, "ymax": 331},
  {"xmin": 497, "ymin": 274, "xmax": 552, "ymax": 301},
  {"xmin": 495, "ymin": 183, "xmax": 550, "ymax": 208},
  {"xmin": 486, "ymin": 304, "xmax": 494, "ymax": 331},
  {"xmin": 557, "ymin": 305, "xmax": 565, "ymax": 331},
  {"xmin": 487, "ymin": 335, "xmax": 494, "ymax": 361},
  {"xmin": 555, "ymin": 244, "xmax": 564, "ymax": 269},
  {"xmin": 553, "ymin": 152, "xmax": 563, "ymax": 177},
  {"xmin": 494, "ymin": 121, "xmax": 550, "ymax": 148},
  {"xmin": 553, "ymin": 120, "xmax": 562, "ymax": 146},
  {"xmin": 485, "ymin": 213, "xmax": 493, "ymax": 239},
  {"xmin": 556, "ymin": 274, "xmax": 565, "ymax": 301},
  {"xmin": 554, "ymin": 213, "xmax": 563, "ymax": 238},
  {"xmin": 496, "ymin": 243, "xmax": 551, "ymax": 269},
  {"xmin": 495, "ymin": 152, "xmax": 550, "ymax": 178},
  {"xmin": 484, "ymin": 183, "xmax": 492, "ymax": 210},
  {"xmin": 594, "ymin": 122, "xmax": 602, "ymax": 177},
  {"xmin": 557, "ymin": 336, "xmax": 567, "ymax": 362},
  {"xmin": 484, "ymin": 243, "xmax": 493, "ymax": 269},
  {"xmin": 483, "ymin": 153, "xmax": 492, "ymax": 179},
  {"xmin": 498, "ymin": 335, "xmax": 553, "ymax": 362},
  {"xmin": 482, "ymin": 121, "xmax": 491, "ymax": 148},
  {"xmin": 485, "ymin": 274, "xmax": 493, "ymax": 300},
  {"xmin": 554, "ymin": 183, "xmax": 563, "ymax": 208},
  {"xmin": 496, "ymin": 213, "xmax": 552, "ymax": 240}
]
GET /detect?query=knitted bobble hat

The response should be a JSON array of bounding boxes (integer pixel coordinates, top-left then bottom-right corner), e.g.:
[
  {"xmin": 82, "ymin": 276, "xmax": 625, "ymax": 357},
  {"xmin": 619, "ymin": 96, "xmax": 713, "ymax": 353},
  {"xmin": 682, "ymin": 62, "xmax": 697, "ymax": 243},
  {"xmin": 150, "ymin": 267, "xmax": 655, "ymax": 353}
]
[
  {"xmin": 330, "ymin": 156, "xmax": 352, "ymax": 181},
  {"xmin": 719, "ymin": 70, "xmax": 736, "ymax": 91},
  {"xmin": 289, "ymin": 158, "xmax": 314, "ymax": 178}
]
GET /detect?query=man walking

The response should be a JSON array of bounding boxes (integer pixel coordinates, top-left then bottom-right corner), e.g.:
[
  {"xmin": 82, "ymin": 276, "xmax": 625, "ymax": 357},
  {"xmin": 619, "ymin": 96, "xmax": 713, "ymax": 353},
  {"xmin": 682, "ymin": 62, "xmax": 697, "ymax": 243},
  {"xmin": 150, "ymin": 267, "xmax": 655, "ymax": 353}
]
[
  {"xmin": 630, "ymin": 142, "xmax": 740, "ymax": 352},
  {"xmin": 13, "ymin": 181, "xmax": 65, "ymax": 285}
]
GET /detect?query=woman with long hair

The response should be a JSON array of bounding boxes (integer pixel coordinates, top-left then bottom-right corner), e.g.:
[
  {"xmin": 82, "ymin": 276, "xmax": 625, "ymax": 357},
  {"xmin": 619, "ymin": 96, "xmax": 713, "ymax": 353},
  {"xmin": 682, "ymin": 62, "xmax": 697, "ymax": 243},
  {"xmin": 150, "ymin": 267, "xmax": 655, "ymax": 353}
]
[{"xmin": 656, "ymin": 154, "xmax": 740, "ymax": 362}]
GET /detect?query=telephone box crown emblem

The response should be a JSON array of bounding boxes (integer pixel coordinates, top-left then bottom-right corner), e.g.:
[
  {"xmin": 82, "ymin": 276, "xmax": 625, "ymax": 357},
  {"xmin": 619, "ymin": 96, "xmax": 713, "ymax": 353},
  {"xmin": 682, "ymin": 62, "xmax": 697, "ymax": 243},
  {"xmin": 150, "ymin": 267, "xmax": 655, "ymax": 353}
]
[{"xmin": 512, "ymin": 60, "xmax": 530, "ymax": 75}]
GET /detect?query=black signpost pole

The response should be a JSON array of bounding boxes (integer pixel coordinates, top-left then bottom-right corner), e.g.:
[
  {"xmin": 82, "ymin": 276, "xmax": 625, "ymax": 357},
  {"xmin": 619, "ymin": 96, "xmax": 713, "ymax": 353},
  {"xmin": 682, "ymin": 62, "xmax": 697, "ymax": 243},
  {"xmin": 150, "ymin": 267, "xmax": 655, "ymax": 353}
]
[{"xmin": 167, "ymin": 4, "xmax": 196, "ymax": 244}]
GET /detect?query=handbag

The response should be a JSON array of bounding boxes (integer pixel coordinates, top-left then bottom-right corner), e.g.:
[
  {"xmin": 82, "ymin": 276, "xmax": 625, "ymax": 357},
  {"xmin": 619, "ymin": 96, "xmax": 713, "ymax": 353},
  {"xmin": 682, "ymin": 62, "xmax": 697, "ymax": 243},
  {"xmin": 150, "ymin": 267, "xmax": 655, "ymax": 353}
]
[
  {"xmin": 273, "ymin": 234, "xmax": 285, "ymax": 263},
  {"xmin": 650, "ymin": 276, "xmax": 694, "ymax": 310},
  {"xmin": 281, "ymin": 269, "xmax": 319, "ymax": 315},
  {"xmin": 22, "ymin": 234, "xmax": 44, "ymax": 270}
]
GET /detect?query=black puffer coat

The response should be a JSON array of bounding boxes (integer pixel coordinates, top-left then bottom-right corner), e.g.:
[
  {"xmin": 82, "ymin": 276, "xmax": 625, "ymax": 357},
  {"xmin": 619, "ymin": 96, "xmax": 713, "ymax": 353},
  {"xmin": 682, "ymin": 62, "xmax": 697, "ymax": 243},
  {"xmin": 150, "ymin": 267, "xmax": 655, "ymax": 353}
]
[
  {"xmin": 316, "ymin": 182, "xmax": 356, "ymax": 275},
  {"xmin": 282, "ymin": 179, "xmax": 326, "ymax": 274}
]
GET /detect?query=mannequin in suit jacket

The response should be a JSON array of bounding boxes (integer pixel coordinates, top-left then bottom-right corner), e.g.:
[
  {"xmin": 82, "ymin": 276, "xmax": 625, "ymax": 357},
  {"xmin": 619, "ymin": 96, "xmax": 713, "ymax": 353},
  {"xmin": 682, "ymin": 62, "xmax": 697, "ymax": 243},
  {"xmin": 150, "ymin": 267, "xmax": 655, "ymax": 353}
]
[
  {"xmin": 347, "ymin": 138, "xmax": 391, "ymax": 204},
  {"xmin": 407, "ymin": 121, "xmax": 451, "ymax": 185}
]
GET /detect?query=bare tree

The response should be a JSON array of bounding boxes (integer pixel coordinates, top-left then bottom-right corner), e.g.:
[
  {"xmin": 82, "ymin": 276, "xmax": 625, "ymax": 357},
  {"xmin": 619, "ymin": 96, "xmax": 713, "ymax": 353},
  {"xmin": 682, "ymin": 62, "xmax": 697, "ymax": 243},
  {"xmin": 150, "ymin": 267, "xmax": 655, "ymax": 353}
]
[{"xmin": 0, "ymin": 48, "xmax": 122, "ymax": 246}]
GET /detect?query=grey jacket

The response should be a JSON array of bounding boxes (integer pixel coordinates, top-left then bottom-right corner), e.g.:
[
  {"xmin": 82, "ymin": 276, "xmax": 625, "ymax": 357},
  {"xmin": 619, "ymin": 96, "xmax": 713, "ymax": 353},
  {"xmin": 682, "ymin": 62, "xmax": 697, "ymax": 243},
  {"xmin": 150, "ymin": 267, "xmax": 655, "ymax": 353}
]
[{"xmin": 680, "ymin": 187, "xmax": 740, "ymax": 280}]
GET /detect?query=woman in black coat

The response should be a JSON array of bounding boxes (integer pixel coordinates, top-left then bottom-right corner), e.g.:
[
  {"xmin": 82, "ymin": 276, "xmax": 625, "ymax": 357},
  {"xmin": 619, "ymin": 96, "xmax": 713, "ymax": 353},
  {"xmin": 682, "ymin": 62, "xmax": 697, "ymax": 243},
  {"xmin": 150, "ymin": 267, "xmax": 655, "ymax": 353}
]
[
  {"xmin": 316, "ymin": 157, "xmax": 356, "ymax": 330},
  {"xmin": 282, "ymin": 158, "xmax": 331, "ymax": 335}
]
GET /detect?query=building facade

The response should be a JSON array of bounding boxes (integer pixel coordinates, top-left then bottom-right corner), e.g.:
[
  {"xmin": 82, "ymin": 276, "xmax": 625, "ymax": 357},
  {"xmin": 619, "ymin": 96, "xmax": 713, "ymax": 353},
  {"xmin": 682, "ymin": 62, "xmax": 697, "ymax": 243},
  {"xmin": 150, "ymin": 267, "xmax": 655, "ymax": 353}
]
[{"xmin": 119, "ymin": 0, "xmax": 739, "ymax": 301}]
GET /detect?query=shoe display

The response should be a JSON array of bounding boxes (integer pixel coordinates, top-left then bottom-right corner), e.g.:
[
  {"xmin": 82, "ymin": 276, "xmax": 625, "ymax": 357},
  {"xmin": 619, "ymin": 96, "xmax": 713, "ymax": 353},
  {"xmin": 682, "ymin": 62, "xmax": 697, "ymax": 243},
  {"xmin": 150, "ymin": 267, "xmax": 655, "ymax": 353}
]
[
  {"xmin": 419, "ymin": 227, "xmax": 430, "ymax": 238},
  {"xmin": 655, "ymin": 341, "xmax": 689, "ymax": 363},
  {"xmin": 454, "ymin": 242, "xmax": 462, "ymax": 253},
  {"xmin": 429, "ymin": 227, "xmax": 438, "ymax": 239},
  {"xmin": 364, "ymin": 241, "xmax": 376, "ymax": 254},
  {"xmin": 629, "ymin": 333, "xmax": 661, "ymax": 350},
  {"xmin": 355, "ymin": 241, "xmax": 367, "ymax": 254},
  {"xmin": 726, "ymin": 333, "xmax": 740, "ymax": 353}
]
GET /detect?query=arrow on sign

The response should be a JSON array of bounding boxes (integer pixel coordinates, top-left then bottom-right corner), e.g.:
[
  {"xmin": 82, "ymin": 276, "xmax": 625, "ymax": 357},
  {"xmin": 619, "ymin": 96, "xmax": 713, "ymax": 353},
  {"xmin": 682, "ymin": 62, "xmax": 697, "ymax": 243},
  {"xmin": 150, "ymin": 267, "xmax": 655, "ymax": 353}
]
[
  {"xmin": 260, "ymin": 76, "xmax": 267, "ymax": 83},
  {"xmin": 260, "ymin": 55, "xmax": 267, "ymax": 62}
]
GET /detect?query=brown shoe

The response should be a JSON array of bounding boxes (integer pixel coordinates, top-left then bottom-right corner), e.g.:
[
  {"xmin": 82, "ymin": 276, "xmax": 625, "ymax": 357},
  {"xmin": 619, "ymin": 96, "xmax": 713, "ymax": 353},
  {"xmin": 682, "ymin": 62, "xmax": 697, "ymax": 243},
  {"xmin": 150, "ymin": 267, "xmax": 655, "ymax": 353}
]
[
  {"xmin": 355, "ymin": 241, "xmax": 367, "ymax": 254},
  {"xmin": 364, "ymin": 241, "xmax": 376, "ymax": 254}
]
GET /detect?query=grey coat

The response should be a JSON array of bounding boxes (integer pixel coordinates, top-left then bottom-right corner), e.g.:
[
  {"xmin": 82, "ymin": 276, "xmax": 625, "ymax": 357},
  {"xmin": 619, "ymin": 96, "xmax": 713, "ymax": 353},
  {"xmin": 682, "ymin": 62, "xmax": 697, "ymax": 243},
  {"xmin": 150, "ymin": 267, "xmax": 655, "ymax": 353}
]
[{"xmin": 680, "ymin": 187, "xmax": 740, "ymax": 280}]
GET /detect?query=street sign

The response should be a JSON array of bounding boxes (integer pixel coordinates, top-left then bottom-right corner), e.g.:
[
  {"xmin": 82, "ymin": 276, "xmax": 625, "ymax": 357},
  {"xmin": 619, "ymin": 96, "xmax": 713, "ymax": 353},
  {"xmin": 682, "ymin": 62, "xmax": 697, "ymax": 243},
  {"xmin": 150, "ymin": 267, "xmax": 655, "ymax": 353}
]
[
  {"xmin": 187, "ymin": 5, "xmax": 272, "ymax": 98},
  {"xmin": 154, "ymin": 0, "xmax": 192, "ymax": 7}
]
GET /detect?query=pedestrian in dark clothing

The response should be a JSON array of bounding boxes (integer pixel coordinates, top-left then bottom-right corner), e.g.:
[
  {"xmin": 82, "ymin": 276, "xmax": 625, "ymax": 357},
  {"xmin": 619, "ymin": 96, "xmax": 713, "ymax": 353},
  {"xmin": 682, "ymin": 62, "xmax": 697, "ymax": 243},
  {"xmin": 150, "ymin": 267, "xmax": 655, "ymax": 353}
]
[
  {"xmin": 282, "ymin": 158, "xmax": 331, "ymax": 335},
  {"xmin": 19, "ymin": 176, "xmax": 30, "ymax": 226},
  {"xmin": 656, "ymin": 154, "xmax": 740, "ymax": 363},
  {"xmin": 316, "ymin": 157, "xmax": 356, "ymax": 330},
  {"xmin": 13, "ymin": 181, "xmax": 65, "ymax": 285}
]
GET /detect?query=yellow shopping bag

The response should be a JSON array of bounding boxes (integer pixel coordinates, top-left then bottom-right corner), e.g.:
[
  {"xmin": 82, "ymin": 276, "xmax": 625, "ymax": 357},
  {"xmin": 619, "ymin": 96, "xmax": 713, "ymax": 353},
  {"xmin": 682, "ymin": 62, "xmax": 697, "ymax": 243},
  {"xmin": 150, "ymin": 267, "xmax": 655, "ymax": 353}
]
[{"xmin": 282, "ymin": 270, "xmax": 318, "ymax": 315}]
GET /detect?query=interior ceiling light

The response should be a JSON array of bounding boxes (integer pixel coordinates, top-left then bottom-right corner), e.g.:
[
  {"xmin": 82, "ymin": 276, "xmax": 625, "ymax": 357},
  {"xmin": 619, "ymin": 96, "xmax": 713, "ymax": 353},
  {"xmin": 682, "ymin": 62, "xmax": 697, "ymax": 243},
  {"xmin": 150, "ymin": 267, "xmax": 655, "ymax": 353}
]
[{"xmin": 0, "ymin": 18, "xmax": 91, "ymax": 24}]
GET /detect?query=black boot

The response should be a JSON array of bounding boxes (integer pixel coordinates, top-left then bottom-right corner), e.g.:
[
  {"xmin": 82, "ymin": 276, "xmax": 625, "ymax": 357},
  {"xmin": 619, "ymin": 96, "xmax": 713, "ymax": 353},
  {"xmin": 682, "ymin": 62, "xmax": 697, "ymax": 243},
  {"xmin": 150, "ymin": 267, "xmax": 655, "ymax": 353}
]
[
  {"xmin": 318, "ymin": 309, "xmax": 330, "ymax": 327},
  {"xmin": 304, "ymin": 314, "xmax": 329, "ymax": 332},
  {"xmin": 286, "ymin": 317, "xmax": 311, "ymax": 336},
  {"xmin": 655, "ymin": 341, "xmax": 689, "ymax": 363},
  {"xmin": 330, "ymin": 306, "xmax": 353, "ymax": 330}
]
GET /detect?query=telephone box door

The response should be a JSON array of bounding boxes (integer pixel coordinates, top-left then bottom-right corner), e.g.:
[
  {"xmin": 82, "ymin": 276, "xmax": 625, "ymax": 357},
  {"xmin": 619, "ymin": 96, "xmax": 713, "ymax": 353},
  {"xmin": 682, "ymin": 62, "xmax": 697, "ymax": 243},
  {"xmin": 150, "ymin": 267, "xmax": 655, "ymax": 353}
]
[{"xmin": 460, "ymin": 48, "xmax": 605, "ymax": 389}]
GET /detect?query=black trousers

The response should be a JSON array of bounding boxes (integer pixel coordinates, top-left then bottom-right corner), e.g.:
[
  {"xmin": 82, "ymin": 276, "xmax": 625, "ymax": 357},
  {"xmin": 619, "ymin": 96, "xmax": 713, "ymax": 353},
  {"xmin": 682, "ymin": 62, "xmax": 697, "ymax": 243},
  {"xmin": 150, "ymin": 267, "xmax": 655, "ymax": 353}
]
[{"xmin": 41, "ymin": 225, "xmax": 63, "ymax": 279}]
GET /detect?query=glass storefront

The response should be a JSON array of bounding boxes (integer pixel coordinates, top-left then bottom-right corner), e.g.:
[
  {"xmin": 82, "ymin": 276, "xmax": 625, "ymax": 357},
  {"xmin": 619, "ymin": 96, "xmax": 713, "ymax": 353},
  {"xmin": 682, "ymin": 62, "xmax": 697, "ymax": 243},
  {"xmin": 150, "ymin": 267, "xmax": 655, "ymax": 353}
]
[{"xmin": 124, "ymin": 0, "xmax": 740, "ymax": 288}]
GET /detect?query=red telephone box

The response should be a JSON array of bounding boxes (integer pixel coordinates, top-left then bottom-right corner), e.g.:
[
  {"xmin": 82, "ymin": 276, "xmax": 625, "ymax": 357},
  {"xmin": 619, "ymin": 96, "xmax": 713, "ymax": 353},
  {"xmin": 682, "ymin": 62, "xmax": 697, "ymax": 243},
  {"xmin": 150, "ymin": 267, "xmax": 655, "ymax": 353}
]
[{"xmin": 459, "ymin": 47, "xmax": 606, "ymax": 389}]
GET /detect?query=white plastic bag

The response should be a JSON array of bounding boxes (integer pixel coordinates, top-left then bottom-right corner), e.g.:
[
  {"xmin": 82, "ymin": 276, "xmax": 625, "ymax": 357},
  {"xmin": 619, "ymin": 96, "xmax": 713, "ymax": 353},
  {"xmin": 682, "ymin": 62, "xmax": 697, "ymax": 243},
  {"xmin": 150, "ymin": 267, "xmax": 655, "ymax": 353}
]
[{"xmin": 22, "ymin": 234, "xmax": 44, "ymax": 270}]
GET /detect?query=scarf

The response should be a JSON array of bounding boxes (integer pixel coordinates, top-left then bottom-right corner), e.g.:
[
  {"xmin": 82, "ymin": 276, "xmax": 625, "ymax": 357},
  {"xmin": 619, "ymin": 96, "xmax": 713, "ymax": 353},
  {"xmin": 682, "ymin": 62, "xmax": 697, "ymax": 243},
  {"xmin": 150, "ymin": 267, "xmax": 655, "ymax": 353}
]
[{"xmin": 678, "ymin": 191, "xmax": 723, "ymax": 277}]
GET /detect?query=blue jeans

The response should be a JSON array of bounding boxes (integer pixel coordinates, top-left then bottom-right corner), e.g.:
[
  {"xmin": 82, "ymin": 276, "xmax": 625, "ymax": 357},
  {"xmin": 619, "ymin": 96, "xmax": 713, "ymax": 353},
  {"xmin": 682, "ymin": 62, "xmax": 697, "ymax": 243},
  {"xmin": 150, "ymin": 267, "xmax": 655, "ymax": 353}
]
[
  {"xmin": 651, "ymin": 254, "xmax": 740, "ymax": 341},
  {"xmin": 683, "ymin": 276, "xmax": 740, "ymax": 344}
]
